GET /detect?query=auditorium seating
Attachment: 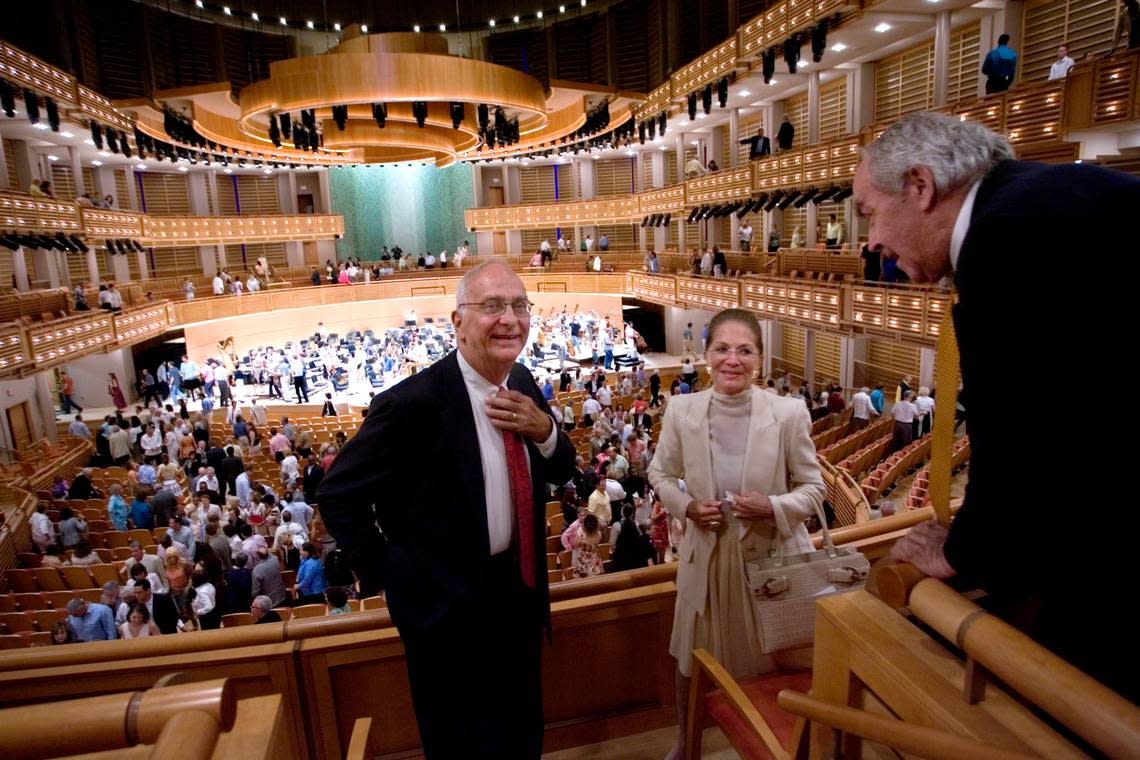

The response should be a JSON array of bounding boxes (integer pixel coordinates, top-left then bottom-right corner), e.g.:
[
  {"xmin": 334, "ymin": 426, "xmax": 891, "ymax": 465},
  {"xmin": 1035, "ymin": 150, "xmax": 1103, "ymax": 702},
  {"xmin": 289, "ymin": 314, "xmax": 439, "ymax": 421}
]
[
  {"xmin": 819, "ymin": 416, "xmax": 893, "ymax": 465},
  {"xmin": 859, "ymin": 434, "xmax": 933, "ymax": 504},
  {"xmin": 902, "ymin": 436, "xmax": 971, "ymax": 510}
]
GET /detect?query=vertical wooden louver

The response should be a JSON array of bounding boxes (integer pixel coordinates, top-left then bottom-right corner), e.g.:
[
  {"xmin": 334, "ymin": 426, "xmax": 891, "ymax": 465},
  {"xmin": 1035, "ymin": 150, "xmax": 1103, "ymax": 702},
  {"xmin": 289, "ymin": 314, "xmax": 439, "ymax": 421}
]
[
  {"xmin": 875, "ymin": 41, "xmax": 935, "ymax": 123},
  {"xmin": 615, "ymin": 1, "xmax": 650, "ymax": 91},
  {"xmin": 595, "ymin": 158, "xmax": 636, "ymax": 197},
  {"xmin": 818, "ymin": 78, "xmax": 848, "ymax": 141}
]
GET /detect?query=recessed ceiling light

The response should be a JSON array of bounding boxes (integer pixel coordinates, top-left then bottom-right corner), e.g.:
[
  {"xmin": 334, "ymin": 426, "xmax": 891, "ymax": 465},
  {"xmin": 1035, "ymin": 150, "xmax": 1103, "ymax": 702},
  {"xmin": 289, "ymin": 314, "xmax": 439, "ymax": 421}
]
[
  {"xmin": 99, "ymin": 151, "xmax": 110, "ymax": 157},
  {"xmin": 195, "ymin": 0, "xmax": 203, "ymax": 7},
  {"xmin": 625, "ymin": 150, "xmax": 635, "ymax": 156},
  {"xmin": 536, "ymin": 10, "xmax": 543, "ymax": 18},
  {"xmin": 280, "ymin": 16, "xmax": 287, "ymax": 26},
  {"xmin": 223, "ymin": 6, "xmax": 232, "ymax": 16},
  {"xmin": 84, "ymin": 139, "xmax": 94, "ymax": 145},
  {"xmin": 263, "ymin": 168, "xmax": 273, "ymax": 174},
  {"xmin": 680, "ymin": 120, "xmax": 689, "ymax": 126},
  {"xmin": 413, "ymin": 24, "xmax": 420, "ymax": 32},
  {"xmin": 306, "ymin": 20, "xmax": 314, "ymax": 29},
  {"xmin": 334, "ymin": 22, "xmax": 341, "ymax": 31},
  {"xmin": 489, "ymin": 19, "xmax": 495, "ymax": 26},
  {"xmin": 559, "ymin": 4, "xmax": 566, "ymax": 12},
  {"xmin": 581, "ymin": 0, "xmax": 586, "ymax": 5},
  {"xmin": 439, "ymin": 23, "xmax": 446, "ymax": 31},
  {"xmin": 690, "ymin": 140, "xmax": 698, "ymax": 145},
  {"xmin": 831, "ymin": 43, "xmax": 847, "ymax": 52},
  {"xmin": 799, "ymin": 61, "xmax": 810, "ymax": 68},
  {"xmin": 696, "ymin": 113, "xmax": 707, "ymax": 119},
  {"xmin": 32, "ymin": 123, "xmax": 49, "ymax": 130},
  {"xmin": 769, "ymin": 79, "xmax": 779, "ymax": 85},
  {"xmin": 92, "ymin": 160, "xmax": 103, "ymax": 166},
  {"xmin": 224, "ymin": 167, "xmax": 233, "ymax": 174},
  {"xmin": 513, "ymin": 15, "xmax": 520, "ymax": 22},
  {"xmin": 47, "ymin": 154, "xmax": 59, "ymax": 161},
  {"xmin": 60, "ymin": 131, "xmax": 73, "ymax": 138},
  {"xmin": 361, "ymin": 24, "xmax": 368, "ymax": 32},
  {"xmin": 178, "ymin": 166, "xmax": 189, "ymax": 172},
  {"xmin": 874, "ymin": 23, "xmax": 891, "ymax": 32},
  {"xmin": 738, "ymin": 90, "xmax": 750, "ymax": 97},
  {"xmin": 658, "ymin": 145, "xmax": 667, "ymax": 150},
  {"xmin": 251, "ymin": 12, "xmax": 259, "ymax": 21},
  {"xmin": 136, "ymin": 163, "xmax": 147, "ymax": 170}
]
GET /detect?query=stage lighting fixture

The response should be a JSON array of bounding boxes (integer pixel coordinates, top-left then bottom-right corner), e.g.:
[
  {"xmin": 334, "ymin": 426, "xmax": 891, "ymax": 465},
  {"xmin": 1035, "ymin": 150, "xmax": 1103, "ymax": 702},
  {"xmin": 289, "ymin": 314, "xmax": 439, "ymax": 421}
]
[
  {"xmin": 717, "ymin": 77, "xmax": 728, "ymax": 108},
  {"xmin": 68, "ymin": 234, "xmax": 89, "ymax": 253},
  {"xmin": 332, "ymin": 105, "xmax": 348, "ymax": 130},
  {"xmin": 269, "ymin": 117, "xmax": 281, "ymax": 147},
  {"xmin": 450, "ymin": 102, "xmax": 465, "ymax": 129},
  {"xmin": 278, "ymin": 113, "xmax": 292, "ymax": 139},
  {"xmin": 23, "ymin": 89, "xmax": 39, "ymax": 124},
  {"xmin": 701, "ymin": 84, "xmax": 712, "ymax": 115},
  {"xmin": 784, "ymin": 35, "xmax": 801, "ymax": 73},
  {"xmin": 812, "ymin": 20, "xmax": 828, "ymax": 62},
  {"xmin": 638, "ymin": 123, "xmax": 645, "ymax": 144},
  {"xmin": 658, "ymin": 112, "xmax": 666, "ymax": 135},
  {"xmin": 832, "ymin": 186, "xmax": 853, "ymax": 202},
  {"xmin": 0, "ymin": 236, "xmax": 17, "ymax": 252},
  {"xmin": 45, "ymin": 97, "xmax": 59, "ymax": 131},
  {"xmin": 106, "ymin": 130, "xmax": 120, "ymax": 154},
  {"xmin": 812, "ymin": 187, "xmax": 838, "ymax": 204},
  {"xmin": 0, "ymin": 80, "xmax": 14, "ymax": 116},
  {"xmin": 777, "ymin": 191, "xmax": 800, "ymax": 209},
  {"xmin": 687, "ymin": 207, "xmax": 699, "ymax": 224},
  {"xmin": 762, "ymin": 48, "xmax": 777, "ymax": 84},
  {"xmin": 687, "ymin": 92, "xmax": 697, "ymax": 122},
  {"xmin": 794, "ymin": 188, "xmax": 818, "ymax": 207},
  {"xmin": 763, "ymin": 192, "xmax": 784, "ymax": 212},
  {"xmin": 647, "ymin": 118, "xmax": 655, "ymax": 140},
  {"xmin": 120, "ymin": 131, "xmax": 132, "ymax": 157},
  {"xmin": 372, "ymin": 103, "xmax": 387, "ymax": 128}
]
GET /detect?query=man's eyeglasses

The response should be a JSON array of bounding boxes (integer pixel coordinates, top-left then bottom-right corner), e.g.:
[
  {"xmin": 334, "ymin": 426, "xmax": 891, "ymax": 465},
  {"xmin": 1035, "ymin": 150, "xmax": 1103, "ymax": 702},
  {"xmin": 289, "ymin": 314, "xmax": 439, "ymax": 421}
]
[{"xmin": 458, "ymin": 298, "xmax": 534, "ymax": 316}]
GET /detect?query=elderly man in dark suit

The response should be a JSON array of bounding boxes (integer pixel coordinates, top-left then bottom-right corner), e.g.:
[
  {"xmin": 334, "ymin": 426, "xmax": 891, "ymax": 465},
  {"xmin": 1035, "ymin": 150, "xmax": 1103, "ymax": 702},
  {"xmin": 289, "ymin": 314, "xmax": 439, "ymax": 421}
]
[
  {"xmin": 856, "ymin": 111, "xmax": 1138, "ymax": 702},
  {"xmin": 318, "ymin": 260, "xmax": 576, "ymax": 757}
]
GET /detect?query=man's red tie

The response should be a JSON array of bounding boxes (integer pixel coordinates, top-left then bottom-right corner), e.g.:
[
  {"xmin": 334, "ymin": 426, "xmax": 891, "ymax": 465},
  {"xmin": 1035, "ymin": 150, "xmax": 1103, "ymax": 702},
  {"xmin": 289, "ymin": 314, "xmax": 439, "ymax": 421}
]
[{"xmin": 501, "ymin": 429, "xmax": 536, "ymax": 589}]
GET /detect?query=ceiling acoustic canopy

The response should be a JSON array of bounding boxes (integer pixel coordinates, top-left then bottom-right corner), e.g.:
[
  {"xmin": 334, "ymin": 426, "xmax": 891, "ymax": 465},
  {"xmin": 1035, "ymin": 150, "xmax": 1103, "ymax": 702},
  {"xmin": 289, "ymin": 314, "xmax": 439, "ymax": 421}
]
[{"xmin": 237, "ymin": 28, "xmax": 552, "ymax": 167}]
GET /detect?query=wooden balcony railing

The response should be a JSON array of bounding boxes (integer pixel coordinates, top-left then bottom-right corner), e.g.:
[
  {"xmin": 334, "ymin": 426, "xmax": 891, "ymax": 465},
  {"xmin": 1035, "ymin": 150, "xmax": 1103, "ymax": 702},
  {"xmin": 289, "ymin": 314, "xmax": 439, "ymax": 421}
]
[
  {"xmin": 1, "ymin": 188, "xmax": 345, "ymax": 246},
  {"xmin": 627, "ymin": 270, "xmax": 951, "ymax": 345}
]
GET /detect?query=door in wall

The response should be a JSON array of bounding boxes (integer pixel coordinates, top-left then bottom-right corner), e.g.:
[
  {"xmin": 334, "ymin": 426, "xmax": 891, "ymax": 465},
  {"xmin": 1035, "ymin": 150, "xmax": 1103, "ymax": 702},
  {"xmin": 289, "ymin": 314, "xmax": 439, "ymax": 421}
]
[{"xmin": 6, "ymin": 402, "xmax": 33, "ymax": 452}]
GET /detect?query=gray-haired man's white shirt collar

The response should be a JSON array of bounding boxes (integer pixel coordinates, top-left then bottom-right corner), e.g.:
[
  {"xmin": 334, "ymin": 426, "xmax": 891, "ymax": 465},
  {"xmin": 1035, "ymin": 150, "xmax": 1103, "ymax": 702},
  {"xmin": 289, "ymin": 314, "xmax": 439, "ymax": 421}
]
[{"xmin": 949, "ymin": 180, "xmax": 982, "ymax": 273}]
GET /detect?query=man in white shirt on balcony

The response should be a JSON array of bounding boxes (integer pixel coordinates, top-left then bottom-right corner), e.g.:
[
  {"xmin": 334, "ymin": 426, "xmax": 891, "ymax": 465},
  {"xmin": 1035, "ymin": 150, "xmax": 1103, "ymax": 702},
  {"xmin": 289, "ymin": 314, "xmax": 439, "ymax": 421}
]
[
  {"xmin": 851, "ymin": 386, "xmax": 878, "ymax": 430},
  {"xmin": 212, "ymin": 274, "xmax": 225, "ymax": 296},
  {"xmin": 1048, "ymin": 43, "xmax": 1074, "ymax": 80}
]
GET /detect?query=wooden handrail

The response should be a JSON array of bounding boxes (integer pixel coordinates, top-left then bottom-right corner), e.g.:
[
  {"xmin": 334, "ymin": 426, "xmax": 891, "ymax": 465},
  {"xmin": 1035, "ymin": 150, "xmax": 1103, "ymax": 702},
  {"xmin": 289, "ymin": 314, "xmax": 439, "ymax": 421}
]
[
  {"xmin": 149, "ymin": 710, "xmax": 223, "ymax": 760},
  {"xmin": 0, "ymin": 678, "xmax": 233, "ymax": 760},
  {"xmin": 776, "ymin": 691, "xmax": 1039, "ymax": 760},
  {"xmin": 908, "ymin": 578, "xmax": 1140, "ymax": 758}
]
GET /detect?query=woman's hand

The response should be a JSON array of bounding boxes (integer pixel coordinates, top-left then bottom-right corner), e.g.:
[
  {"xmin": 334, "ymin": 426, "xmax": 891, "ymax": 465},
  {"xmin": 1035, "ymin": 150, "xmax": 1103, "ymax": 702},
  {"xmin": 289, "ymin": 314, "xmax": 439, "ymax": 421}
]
[
  {"xmin": 727, "ymin": 491, "xmax": 774, "ymax": 521},
  {"xmin": 685, "ymin": 499, "xmax": 723, "ymax": 531}
]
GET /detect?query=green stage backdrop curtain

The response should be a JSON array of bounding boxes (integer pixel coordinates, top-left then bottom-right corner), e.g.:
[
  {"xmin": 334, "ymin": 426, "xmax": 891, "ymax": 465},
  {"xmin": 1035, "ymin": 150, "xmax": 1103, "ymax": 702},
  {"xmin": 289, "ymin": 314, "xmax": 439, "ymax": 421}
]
[{"xmin": 329, "ymin": 162, "xmax": 476, "ymax": 261}]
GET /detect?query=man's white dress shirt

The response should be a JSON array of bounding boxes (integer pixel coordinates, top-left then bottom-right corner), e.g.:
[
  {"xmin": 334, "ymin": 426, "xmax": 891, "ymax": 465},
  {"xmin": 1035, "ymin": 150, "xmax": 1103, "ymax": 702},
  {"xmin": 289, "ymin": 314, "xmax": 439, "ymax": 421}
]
[{"xmin": 457, "ymin": 351, "xmax": 558, "ymax": 554}]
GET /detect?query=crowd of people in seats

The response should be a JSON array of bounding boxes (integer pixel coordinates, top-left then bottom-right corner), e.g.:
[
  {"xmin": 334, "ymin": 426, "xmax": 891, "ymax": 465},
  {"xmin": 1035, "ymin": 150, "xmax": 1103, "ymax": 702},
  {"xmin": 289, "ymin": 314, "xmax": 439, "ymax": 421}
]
[
  {"xmin": 311, "ymin": 242, "xmax": 474, "ymax": 285},
  {"xmin": 36, "ymin": 393, "xmax": 362, "ymax": 642}
]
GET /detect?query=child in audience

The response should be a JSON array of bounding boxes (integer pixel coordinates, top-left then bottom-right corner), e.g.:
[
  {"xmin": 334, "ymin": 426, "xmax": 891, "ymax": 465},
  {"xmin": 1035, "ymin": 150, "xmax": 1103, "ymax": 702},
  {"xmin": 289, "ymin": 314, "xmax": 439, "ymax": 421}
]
[{"xmin": 325, "ymin": 586, "xmax": 353, "ymax": 615}]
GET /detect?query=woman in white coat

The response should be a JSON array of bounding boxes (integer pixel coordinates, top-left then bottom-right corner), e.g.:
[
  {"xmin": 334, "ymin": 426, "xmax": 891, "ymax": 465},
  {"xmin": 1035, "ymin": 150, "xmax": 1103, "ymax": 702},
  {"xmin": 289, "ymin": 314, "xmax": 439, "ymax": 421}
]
[{"xmin": 648, "ymin": 308, "xmax": 825, "ymax": 758}]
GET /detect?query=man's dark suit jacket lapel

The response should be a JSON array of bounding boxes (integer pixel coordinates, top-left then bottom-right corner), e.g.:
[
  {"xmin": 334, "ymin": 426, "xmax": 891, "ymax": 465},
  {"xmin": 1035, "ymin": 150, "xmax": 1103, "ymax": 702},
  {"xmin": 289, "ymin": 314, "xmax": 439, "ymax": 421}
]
[{"xmin": 435, "ymin": 352, "xmax": 491, "ymax": 557}]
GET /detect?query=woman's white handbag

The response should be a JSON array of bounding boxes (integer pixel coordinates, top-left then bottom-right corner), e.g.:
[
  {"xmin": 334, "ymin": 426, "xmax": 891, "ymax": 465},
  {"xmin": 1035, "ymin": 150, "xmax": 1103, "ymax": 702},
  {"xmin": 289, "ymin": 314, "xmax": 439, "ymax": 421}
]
[{"xmin": 745, "ymin": 504, "xmax": 869, "ymax": 653}]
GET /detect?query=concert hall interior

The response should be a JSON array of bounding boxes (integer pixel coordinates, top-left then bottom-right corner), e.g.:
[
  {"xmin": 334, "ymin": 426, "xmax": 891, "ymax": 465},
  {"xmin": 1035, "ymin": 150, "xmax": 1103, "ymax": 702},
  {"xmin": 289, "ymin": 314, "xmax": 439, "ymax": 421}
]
[{"xmin": 0, "ymin": 0, "xmax": 1137, "ymax": 758}]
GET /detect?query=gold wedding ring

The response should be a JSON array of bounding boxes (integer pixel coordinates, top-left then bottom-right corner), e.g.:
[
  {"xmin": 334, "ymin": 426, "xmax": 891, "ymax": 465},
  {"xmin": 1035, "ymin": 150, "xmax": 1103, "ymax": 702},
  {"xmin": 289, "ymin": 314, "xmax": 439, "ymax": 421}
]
[{"xmin": 513, "ymin": 412, "xmax": 518, "ymax": 422}]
